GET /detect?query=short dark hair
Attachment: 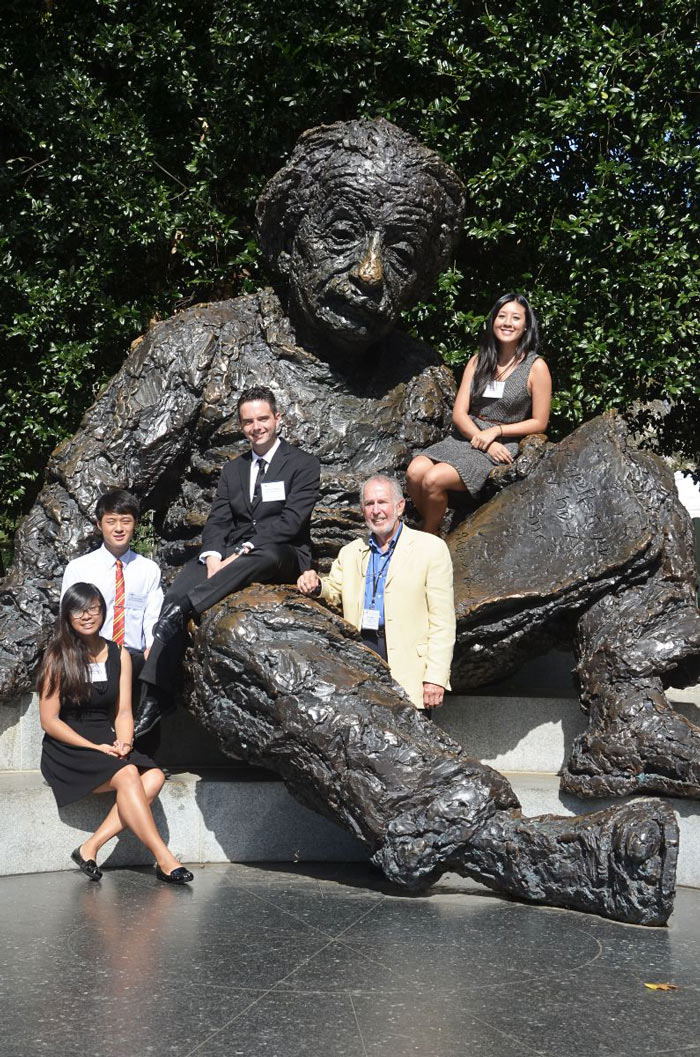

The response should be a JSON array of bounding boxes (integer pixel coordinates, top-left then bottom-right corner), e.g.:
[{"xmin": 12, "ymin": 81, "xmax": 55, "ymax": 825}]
[
  {"xmin": 237, "ymin": 385, "xmax": 278, "ymax": 418},
  {"xmin": 95, "ymin": 489, "xmax": 140, "ymax": 522}
]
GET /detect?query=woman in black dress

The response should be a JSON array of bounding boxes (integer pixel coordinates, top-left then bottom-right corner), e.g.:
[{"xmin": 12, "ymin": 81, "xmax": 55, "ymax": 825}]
[{"xmin": 39, "ymin": 582, "xmax": 193, "ymax": 884}]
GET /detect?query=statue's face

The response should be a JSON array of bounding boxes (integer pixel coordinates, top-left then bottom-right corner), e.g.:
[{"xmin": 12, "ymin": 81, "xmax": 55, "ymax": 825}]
[{"xmin": 287, "ymin": 160, "xmax": 440, "ymax": 352}]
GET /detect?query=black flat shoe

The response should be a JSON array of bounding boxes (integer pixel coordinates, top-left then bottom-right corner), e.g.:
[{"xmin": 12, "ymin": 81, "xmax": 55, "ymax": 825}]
[
  {"xmin": 155, "ymin": 865, "xmax": 194, "ymax": 885},
  {"xmin": 71, "ymin": 846, "xmax": 102, "ymax": 881}
]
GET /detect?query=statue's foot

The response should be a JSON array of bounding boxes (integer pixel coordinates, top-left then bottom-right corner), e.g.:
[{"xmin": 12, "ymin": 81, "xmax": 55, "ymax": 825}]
[
  {"xmin": 561, "ymin": 699, "xmax": 700, "ymax": 799},
  {"xmin": 460, "ymin": 799, "xmax": 678, "ymax": 925}
]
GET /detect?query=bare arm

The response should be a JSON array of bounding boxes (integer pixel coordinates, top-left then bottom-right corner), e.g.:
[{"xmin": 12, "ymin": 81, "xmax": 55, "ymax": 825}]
[
  {"xmin": 112, "ymin": 647, "xmax": 134, "ymax": 755},
  {"xmin": 498, "ymin": 357, "xmax": 552, "ymax": 439},
  {"xmin": 451, "ymin": 356, "xmax": 480, "ymax": 440}
]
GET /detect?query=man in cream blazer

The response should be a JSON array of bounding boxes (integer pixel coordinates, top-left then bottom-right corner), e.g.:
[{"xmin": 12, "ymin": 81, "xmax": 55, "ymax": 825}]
[{"xmin": 298, "ymin": 475, "xmax": 455, "ymax": 709}]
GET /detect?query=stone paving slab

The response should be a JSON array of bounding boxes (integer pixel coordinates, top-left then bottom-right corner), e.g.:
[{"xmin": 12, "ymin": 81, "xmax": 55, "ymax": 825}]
[{"xmin": 2, "ymin": 861, "xmax": 700, "ymax": 1057}]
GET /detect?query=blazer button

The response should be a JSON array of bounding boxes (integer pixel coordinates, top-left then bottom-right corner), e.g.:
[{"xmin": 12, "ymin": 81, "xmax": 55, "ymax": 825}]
[{"xmin": 252, "ymin": 520, "xmax": 257, "ymax": 526}]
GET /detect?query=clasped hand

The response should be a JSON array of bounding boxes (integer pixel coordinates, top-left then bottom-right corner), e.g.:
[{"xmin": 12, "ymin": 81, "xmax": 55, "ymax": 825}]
[
  {"xmin": 96, "ymin": 741, "xmax": 131, "ymax": 757},
  {"xmin": 471, "ymin": 427, "xmax": 512, "ymax": 464}
]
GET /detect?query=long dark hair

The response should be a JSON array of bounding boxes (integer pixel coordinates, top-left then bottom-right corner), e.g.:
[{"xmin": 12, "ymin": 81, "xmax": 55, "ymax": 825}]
[
  {"xmin": 471, "ymin": 293, "xmax": 540, "ymax": 401},
  {"xmin": 37, "ymin": 583, "xmax": 107, "ymax": 706}
]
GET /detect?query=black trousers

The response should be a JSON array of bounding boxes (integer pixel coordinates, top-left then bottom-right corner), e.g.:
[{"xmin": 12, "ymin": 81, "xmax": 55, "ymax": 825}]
[
  {"xmin": 360, "ymin": 628, "xmax": 387, "ymax": 661},
  {"xmin": 127, "ymin": 648, "xmax": 161, "ymax": 754},
  {"xmin": 140, "ymin": 543, "xmax": 301, "ymax": 695}
]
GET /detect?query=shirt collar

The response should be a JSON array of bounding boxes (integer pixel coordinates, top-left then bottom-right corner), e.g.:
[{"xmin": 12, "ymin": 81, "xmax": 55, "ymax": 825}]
[
  {"xmin": 252, "ymin": 437, "xmax": 281, "ymax": 467},
  {"xmin": 368, "ymin": 520, "xmax": 403, "ymax": 554},
  {"xmin": 98, "ymin": 543, "xmax": 135, "ymax": 567}
]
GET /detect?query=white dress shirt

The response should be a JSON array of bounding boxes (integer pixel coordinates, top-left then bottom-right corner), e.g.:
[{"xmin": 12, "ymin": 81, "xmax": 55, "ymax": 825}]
[
  {"xmin": 60, "ymin": 545, "xmax": 163, "ymax": 651},
  {"xmin": 248, "ymin": 438, "xmax": 281, "ymax": 502}
]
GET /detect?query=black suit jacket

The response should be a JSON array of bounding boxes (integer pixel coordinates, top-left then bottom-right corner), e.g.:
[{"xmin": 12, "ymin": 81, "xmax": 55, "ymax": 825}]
[{"xmin": 200, "ymin": 438, "xmax": 320, "ymax": 570}]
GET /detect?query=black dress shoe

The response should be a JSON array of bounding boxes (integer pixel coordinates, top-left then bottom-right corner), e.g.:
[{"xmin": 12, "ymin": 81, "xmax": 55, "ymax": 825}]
[
  {"xmin": 133, "ymin": 692, "xmax": 175, "ymax": 738},
  {"xmin": 71, "ymin": 846, "xmax": 102, "ymax": 881},
  {"xmin": 155, "ymin": 865, "xmax": 194, "ymax": 884},
  {"xmin": 153, "ymin": 600, "xmax": 188, "ymax": 643}
]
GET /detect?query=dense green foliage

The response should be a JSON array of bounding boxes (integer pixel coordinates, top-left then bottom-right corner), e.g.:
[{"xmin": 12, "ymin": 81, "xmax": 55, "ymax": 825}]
[{"xmin": 1, "ymin": 0, "xmax": 698, "ymax": 547}]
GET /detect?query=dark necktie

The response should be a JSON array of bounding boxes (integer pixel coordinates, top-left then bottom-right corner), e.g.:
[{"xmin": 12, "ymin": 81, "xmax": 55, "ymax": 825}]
[{"xmin": 252, "ymin": 458, "xmax": 267, "ymax": 505}]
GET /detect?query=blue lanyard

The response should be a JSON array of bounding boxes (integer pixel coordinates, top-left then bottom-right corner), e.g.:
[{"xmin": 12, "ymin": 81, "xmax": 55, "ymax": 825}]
[{"xmin": 369, "ymin": 523, "xmax": 402, "ymax": 606}]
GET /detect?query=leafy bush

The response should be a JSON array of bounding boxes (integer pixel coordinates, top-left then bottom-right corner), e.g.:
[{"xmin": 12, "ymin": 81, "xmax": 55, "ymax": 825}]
[{"xmin": 1, "ymin": 0, "xmax": 698, "ymax": 552}]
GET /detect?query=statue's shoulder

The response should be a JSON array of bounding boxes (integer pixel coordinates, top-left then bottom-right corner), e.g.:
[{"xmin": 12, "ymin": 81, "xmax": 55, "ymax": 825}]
[{"xmin": 126, "ymin": 290, "xmax": 272, "ymax": 370}]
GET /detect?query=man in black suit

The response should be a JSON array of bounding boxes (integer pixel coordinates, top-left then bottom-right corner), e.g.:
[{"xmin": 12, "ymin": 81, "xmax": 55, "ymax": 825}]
[{"xmin": 134, "ymin": 384, "xmax": 320, "ymax": 736}]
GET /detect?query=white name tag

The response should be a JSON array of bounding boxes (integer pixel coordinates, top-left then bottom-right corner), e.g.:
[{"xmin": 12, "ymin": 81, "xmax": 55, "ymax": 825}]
[
  {"xmin": 483, "ymin": 380, "xmax": 505, "ymax": 398},
  {"xmin": 261, "ymin": 480, "xmax": 286, "ymax": 502},
  {"xmin": 361, "ymin": 608, "xmax": 381, "ymax": 630}
]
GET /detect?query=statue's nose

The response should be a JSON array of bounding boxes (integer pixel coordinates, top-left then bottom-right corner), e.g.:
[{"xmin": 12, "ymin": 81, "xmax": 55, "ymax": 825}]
[{"xmin": 353, "ymin": 232, "xmax": 383, "ymax": 288}]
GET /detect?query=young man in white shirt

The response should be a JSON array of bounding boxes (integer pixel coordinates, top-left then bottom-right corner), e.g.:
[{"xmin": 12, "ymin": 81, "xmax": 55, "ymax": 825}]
[{"xmin": 61, "ymin": 489, "xmax": 163, "ymax": 746}]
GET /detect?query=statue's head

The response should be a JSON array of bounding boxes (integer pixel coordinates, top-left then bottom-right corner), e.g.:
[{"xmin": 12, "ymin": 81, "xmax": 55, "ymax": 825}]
[{"xmin": 256, "ymin": 118, "xmax": 465, "ymax": 355}]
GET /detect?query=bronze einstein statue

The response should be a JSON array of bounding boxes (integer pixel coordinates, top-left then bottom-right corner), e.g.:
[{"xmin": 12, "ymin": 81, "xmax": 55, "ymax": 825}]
[{"xmin": 3, "ymin": 117, "xmax": 699, "ymax": 924}]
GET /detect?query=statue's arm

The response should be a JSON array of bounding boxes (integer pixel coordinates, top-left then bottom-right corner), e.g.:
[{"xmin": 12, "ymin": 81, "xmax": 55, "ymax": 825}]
[{"xmin": 0, "ymin": 309, "xmax": 223, "ymax": 700}]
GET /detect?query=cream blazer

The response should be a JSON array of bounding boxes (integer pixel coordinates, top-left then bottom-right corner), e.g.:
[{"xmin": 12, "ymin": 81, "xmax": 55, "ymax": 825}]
[{"xmin": 320, "ymin": 523, "xmax": 456, "ymax": 708}]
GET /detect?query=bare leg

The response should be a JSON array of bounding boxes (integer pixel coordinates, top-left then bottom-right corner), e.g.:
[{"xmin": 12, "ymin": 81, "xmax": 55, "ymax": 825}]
[
  {"xmin": 81, "ymin": 767, "xmax": 166, "ymax": 862},
  {"xmin": 83, "ymin": 765, "xmax": 183, "ymax": 874},
  {"xmin": 419, "ymin": 460, "xmax": 466, "ymax": 534},
  {"xmin": 405, "ymin": 456, "xmax": 434, "ymax": 515}
]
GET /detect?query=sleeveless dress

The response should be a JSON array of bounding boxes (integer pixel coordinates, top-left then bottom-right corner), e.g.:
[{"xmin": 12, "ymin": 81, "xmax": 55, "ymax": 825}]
[
  {"xmin": 40, "ymin": 640, "xmax": 156, "ymax": 808},
  {"xmin": 417, "ymin": 350, "xmax": 542, "ymax": 496}
]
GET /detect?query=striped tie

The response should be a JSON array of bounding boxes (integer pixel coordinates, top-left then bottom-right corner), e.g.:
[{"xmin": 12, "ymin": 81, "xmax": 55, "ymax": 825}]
[{"xmin": 113, "ymin": 558, "xmax": 125, "ymax": 646}]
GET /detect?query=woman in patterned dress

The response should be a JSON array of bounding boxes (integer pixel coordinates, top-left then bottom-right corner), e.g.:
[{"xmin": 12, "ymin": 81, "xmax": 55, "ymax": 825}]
[
  {"xmin": 406, "ymin": 294, "xmax": 552, "ymax": 533},
  {"xmin": 39, "ymin": 582, "xmax": 193, "ymax": 884}
]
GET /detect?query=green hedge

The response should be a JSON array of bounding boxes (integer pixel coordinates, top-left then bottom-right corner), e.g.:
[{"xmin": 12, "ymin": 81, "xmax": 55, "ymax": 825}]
[{"xmin": 1, "ymin": 0, "xmax": 698, "ymax": 550}]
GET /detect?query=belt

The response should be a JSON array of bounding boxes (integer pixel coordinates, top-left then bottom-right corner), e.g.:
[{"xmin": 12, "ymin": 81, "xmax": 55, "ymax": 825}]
[
  {"xmin": 361, "ymin": 627, "xmax": 386, "ymax": 640},
  {"xmin": 473, "ymin": 413, "xmax": 502, "ymax": 425}
]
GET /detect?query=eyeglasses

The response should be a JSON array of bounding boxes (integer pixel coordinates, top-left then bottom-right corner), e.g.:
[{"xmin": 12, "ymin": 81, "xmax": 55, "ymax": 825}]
[{"xmin": 73, "ymin": 605, "xmax": 102, "ymax": 620}]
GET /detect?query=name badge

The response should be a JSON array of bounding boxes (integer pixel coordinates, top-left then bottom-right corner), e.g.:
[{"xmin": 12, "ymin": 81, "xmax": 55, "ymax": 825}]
[
  {"xmin": 361, "ymin": 608, "xmax": 381, "ymax": 631},
  {"xmin": 483, "ymin": 380, "xmax": 505, "ymax": 398},
  {"xmin": 261, "ymin": 480, "xmax": 286, "ymax": 502}
]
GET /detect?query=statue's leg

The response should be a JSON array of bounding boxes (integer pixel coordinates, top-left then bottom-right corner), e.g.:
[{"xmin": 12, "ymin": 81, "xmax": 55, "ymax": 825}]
[
  {"xmin": 376, "ymin": 796, "xmax": 678, "ymax": 927},
  {"xmin": 186, "ymin": 586, "xmax": 678, "ymax": 925},
  {"xmin": 562, "ymin": 580, "xmax": 700, "ymax": 798}
]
